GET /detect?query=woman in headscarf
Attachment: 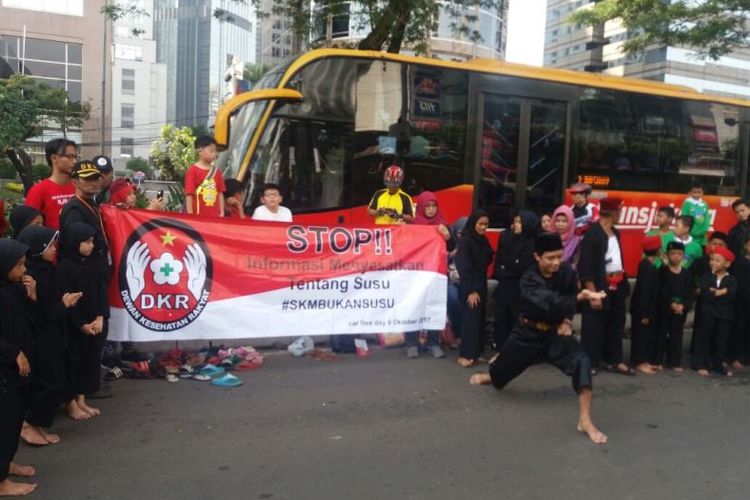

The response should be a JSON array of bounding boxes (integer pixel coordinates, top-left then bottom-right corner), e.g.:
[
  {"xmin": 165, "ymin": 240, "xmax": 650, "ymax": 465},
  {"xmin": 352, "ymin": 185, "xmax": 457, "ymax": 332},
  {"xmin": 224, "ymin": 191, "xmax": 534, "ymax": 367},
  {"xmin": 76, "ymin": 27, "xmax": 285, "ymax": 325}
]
[
  {"xmin": 456, "ymin": 210, "xmax": 494, "ymax": 367},
  {"xmin": 552, "ymin": 205, "xmax": 582, "ymax": 268}
]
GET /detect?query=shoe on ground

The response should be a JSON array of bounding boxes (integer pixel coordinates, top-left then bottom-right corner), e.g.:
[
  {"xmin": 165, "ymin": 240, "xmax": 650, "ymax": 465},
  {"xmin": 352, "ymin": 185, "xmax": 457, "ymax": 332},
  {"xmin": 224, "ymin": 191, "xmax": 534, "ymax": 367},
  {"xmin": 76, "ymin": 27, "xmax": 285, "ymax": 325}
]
[
  {"xmin": 406, "ymin": 346, "xmax": 419, "ymax": 358},
  {"xmin": 429, "ymin": 345, "xmax": 445, "ymax": 359}
]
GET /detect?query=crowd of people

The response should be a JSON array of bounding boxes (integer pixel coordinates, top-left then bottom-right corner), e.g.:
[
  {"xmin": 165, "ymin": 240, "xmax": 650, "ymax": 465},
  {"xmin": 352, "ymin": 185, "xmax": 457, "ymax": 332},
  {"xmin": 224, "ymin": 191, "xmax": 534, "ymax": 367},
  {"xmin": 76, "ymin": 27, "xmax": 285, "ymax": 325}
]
[{"xmin": 2, "ymin": 140, "xmax": 750, "ymax": 493}]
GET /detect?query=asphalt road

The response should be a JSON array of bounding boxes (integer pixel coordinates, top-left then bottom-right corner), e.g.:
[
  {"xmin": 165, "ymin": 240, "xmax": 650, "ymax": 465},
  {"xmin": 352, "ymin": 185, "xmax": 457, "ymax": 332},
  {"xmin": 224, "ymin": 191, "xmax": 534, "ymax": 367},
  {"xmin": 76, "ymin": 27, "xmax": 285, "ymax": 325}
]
[{"xmin": 15, "ymin": 344, "xmax": 750, "ymax": 500}]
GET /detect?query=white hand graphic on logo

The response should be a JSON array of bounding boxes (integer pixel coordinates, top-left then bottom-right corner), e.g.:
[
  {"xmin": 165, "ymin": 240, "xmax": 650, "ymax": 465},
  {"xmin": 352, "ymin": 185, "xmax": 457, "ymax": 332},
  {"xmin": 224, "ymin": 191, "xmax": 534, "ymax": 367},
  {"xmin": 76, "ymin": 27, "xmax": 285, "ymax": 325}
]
[
  {"xmin": 126, "ymin": 241, "xmax": 151, "ymax": 300},
  {"xmin": 183, "ymin": 243, "xmax": 207, "ymax": 301}
]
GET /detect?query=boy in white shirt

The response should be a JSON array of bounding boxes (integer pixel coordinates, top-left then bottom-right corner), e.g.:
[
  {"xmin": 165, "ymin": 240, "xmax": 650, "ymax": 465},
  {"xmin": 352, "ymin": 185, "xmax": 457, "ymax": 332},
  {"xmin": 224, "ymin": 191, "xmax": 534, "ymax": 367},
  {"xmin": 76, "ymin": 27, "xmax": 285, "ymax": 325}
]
[{"xmin": 252, "ymin": 183, "xmax": 293, "ymax": 222}]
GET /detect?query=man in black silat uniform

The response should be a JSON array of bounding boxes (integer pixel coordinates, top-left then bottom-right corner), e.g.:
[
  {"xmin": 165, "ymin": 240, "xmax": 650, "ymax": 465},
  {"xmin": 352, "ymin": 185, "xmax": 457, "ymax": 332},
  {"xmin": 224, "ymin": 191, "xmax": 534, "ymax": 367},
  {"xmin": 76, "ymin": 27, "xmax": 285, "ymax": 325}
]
[{"xmin": 470, "ymin": 232, "xmax": 608, "ymax": 445}]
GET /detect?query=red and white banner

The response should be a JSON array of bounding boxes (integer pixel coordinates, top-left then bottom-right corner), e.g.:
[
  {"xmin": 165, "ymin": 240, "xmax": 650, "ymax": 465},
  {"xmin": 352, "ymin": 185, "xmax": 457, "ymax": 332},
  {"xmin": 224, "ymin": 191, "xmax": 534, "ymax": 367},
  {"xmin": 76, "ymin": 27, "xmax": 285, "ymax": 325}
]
[{"xmin": 102, "ymin": 207, "xmax": 447, "ymax": 342}]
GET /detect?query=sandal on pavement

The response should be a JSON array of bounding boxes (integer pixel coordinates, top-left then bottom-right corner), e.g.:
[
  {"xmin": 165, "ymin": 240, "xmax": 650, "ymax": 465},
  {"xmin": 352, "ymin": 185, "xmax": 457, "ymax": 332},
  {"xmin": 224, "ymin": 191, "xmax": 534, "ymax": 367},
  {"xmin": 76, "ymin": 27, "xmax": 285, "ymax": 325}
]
[
  {"xmin": 199, "ymin": 364, "xmax": 225, "ymax": 377},
  {"xmin": 211, "ymin": 373, "xmax": 242, "ymax": 388}
]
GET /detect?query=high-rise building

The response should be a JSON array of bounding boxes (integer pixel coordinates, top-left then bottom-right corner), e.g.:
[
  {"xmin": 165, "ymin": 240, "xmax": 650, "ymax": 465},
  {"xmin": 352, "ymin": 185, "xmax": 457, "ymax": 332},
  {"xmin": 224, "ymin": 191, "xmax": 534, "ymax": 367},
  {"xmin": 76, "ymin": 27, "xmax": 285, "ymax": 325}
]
[
  {"xmin": 0, "ymin": 0, "xmax": 111, "ymax": 161},
  {"xmin": 310, "ymin": 1, "xmax": 509, "ymax": 61},
  {"xmin": 111, "ymin": 0, "xmax": 167, "ymax": 170},
  {"xmin": 544, "ymin": 0, "xmax": 750, "ymax": 100},
  {"xmin": 154, "ymin": 0, "xmax": 256, "ymax": 127},
  {"xmin": 256, "ymin": 0, "xmax": 296, "ymax": 68}
]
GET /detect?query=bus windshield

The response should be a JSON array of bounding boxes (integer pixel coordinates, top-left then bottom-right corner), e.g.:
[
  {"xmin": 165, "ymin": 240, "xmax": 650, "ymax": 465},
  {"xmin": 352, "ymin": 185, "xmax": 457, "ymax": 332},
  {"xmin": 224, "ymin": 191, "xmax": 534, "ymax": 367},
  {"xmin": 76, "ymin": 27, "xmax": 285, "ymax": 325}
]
[{"xmin": 216, "ymin": 99, "xmax": 269, "ymax": 180}]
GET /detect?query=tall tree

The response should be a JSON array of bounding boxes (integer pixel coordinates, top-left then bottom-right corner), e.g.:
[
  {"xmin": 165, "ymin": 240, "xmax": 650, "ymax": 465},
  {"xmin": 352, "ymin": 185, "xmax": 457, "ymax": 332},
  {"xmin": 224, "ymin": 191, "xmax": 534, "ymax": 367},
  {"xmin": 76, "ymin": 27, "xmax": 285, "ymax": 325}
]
[
  {"xmin": 149, "ymin": 125, "xmax": 197, "ymax": 182},
  {"xmin": 569, "ymin": 0, "xmax": 750, "ymax": 60},
  {"xmin": 233, "ymin": 0, "xmax": 504, "ymax": 54}
]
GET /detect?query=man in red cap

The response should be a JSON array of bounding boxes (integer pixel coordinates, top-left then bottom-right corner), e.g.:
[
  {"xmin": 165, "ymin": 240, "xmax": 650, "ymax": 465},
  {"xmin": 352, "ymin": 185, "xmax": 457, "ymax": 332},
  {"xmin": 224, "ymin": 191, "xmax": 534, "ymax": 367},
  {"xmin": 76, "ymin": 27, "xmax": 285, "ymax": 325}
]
[
  {"xmin": 568, "ymin": 183, "xmax": 599, "ymax": 236},
  {"xmin": 579, "ymin": 197, "xmax": 633, "ymax": 375},
  {"xmin": 629, "ymin": 235, "xmax": 662, "ymax": 374},
  {"xmin": 694, "ymin": 246, "xmax": 737, "ymax": 377}
]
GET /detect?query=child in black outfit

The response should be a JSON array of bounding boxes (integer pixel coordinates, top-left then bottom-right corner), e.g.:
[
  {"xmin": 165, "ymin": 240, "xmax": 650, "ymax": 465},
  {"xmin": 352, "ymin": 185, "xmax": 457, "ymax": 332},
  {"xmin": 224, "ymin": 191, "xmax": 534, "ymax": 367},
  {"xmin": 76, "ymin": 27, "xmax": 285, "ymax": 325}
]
[
  {"xmin": 17, "ymin": 225, "xmax": 81, "ymax": 444},
  {"xmin": 57, "ymin": 222, "xmax": 109, "ymax": 420},
  {"xmin": 630, "ymin": 235, "xmax": 662, "ymax": 374},
  {"xmin": 694, "ymin": 247, "xmax": 737, "ymax": 377},
  {"xmin": 730, "ymin": 235, "xmax": 750, "ymax": 367},
  {"xmin": 655, "ymin": 241, "xmax": 694, "ymax": 371},
  {"xmin": 0, "ymin": 239, "xmax": 38, "ymax": 496}
]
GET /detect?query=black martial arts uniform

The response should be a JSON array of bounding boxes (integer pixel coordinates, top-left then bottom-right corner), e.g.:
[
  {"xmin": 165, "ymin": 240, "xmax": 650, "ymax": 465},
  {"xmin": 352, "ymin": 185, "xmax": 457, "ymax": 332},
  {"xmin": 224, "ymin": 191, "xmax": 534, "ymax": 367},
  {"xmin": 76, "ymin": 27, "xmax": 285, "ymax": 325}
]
[
  {"xmin": 731, "ymin": 256, "xmax": 750, "ymax": 363},
  {"xmin": 727, "ymin": 220, "xmax": 750, "ymax": 260},
  {"xmin": 457, "ymin": 211, "xmax": 494, "ymax": 361},
  {"xmin": 59, "ymin": 195, "xmax": 111, "ymax": 270},
  {"xmin": 655, "ymin": 265, "xmax": 694, "ymax": 367},
  {"xmin": 17, "ymin": 226, "xmax": 68, "ymax": 429},
  {"xmin": 492, "ymin": 210, "xmax": 538, "ymax": 351},
  {"xmin": 0, "ymin": 240, "xmax": 33, "ymax": 483},
  {"xmin": 57, "ymin": 223, "xmax": 110, "ymax": 396},
  {"xmin": 488, "ymin": 262, "xmax": 592, "ymax": 392},
  {"xmin": 629, "ymin": 257, "xmax": 659, "ymax": 366},
  {"xmin": 694, "ymin": 272, "xmax": 737, "ymax": 373},
  {"xmin": 579, "ymin": 223, "xmax": 630, "ymax": 368}
]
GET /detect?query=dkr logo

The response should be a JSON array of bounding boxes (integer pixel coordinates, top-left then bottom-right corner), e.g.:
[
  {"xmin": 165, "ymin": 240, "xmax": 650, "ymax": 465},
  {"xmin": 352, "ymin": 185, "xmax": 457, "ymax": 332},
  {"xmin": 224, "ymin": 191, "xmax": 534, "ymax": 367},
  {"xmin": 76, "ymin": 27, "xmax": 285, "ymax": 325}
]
[{"xmin": 118, "ymin": 218, "xmax": 212, "ymax": 331}]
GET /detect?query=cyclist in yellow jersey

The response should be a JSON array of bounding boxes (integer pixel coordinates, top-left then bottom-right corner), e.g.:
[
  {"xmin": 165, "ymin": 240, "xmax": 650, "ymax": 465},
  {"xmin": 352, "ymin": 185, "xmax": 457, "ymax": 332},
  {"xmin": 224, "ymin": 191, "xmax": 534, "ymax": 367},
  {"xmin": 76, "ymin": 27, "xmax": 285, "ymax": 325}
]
[{"xmin": 367, "ymin": 165, "xmax": 414, "ymax": 225}]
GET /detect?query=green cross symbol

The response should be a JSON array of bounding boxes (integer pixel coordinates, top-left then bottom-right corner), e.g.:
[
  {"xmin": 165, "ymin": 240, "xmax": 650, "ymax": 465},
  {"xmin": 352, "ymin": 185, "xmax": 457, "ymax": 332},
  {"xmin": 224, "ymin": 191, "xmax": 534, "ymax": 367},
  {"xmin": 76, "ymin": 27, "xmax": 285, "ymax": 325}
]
[{"xmin": 160, "ymin": 263, "xmax": 175, "ymax": 276}]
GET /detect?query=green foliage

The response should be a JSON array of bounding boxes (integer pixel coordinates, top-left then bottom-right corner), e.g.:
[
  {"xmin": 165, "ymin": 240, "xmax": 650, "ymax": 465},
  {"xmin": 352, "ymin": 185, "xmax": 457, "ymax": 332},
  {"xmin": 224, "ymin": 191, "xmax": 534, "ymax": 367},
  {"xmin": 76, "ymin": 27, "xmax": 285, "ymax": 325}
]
[
  {"xmin": 243, "ymin": 63, "xmax": 272, "ymax": 87},
  {"xmin": 126, "ymin": 157, "xmax": 153, "ymax": 178},
  {"xmin": 190, "ymin": 124, "xmax": 210, "ymax": 139},
  {"xmin": 568, "ymin": 0, "xmax": 749, "ymax": 60},
  {"xmin": 149, "ymin": 125, "xmax": 197, "ymax": 182},
  {"xmin": 165, "ymin": 184, "xmax": 185, "ymax": 212},
  {"xmin": 0, "ymin": 159, "xmax": 16, "ymax": 179},
  {"xmin": 31, "ymin": 163, "xmax": 51, "ymax": 181},
  {"xmin": 134, "ymin": 186, "xmax": 149, "ymax": 209},
  {"xmin": 101, "ymin": 2, "xmax": 150, "ymax": 37}
]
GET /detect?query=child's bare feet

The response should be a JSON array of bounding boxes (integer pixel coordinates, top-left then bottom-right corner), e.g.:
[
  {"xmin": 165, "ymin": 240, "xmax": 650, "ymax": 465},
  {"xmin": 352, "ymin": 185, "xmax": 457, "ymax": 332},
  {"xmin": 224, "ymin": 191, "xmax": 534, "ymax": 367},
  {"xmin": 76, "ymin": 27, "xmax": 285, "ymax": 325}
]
[
  {"xmin": 697, "ymin": 369, "xmax": 710, "ymax": 377},
  {"xmin": 457, "ymin": 357, "xmax": 475, "ymax": 368},
  {"xmin": 577, "ymin": 419, "xmax": 608, "ymax": 445},
  {"xmin": 635, "ymin": 363, "xmax": 656, "ymax": 375},
  {"xmin": 67, "ymin": 400, "xmax": 91, "ymax": 420},
  {"xmin": 469, "ymin": 373, "xmax": 491, "ymax": 385},
  {"xmin": 653, "ymin": 364, "xmax": 664, "ymax": 371},
  {"xmin": 8, "ymin": 463, "xmax": 35, "ymax": 478},
  {"xmin": 37, "ymin": 428, "xmax": 60, "ymax": 444},
  {"xmin": 79, "ymin": 402, "xmax": 101, "ymax": 417},
  {"xmin": 0, "ymin": 479, "xmax": 36, "ymax": 496},
  {"xmin": 20, "ymin": 424, "xmax": 48, "ymax": 446},
  {"xmin": 731, "ymin": 360, "xmax": 743, "ymax": 370},
  {"xmin": 672, "ymin": 367, "xmax": 684, "ymax": 373}
]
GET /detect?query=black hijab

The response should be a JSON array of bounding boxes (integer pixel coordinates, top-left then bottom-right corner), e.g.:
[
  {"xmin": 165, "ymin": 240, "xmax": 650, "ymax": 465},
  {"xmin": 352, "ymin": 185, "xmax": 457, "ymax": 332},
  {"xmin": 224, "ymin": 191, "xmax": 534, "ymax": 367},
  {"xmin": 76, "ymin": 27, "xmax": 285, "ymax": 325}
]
[
  {"xmin": 10, "ymin": 205, "xmax": 42, "ymax": 238},
  {"xmin": 464, "ymin": 210, "xmax": 491, "ymax": 242},
  {"xmin": 62, "ymin": 222, "xmax": 97, "ymax": 262},
  {"xmin": 0, "ymin": 239, "xmax": 29, "ymax": 280},
  {"xmin": 17, "ymin": 225, "xmax": 58, "ymax": 259}
]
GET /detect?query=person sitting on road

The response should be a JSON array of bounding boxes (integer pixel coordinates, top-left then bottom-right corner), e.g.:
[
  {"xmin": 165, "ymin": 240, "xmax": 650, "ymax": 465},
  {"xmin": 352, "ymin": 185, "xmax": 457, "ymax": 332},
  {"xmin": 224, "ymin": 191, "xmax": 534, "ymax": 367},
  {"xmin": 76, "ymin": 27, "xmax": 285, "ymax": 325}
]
[{"xmin": 252, "ymin": 183, "xmax": 293, "ymax": 222}]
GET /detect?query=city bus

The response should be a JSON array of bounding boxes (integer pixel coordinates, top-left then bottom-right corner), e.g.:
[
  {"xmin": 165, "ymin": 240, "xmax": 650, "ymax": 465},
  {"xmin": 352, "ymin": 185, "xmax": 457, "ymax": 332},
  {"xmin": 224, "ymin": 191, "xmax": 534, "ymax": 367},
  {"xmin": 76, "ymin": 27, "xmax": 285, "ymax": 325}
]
[{"xmin": 213, "ymin": 48, "xmax": 750, "ymax": 275}]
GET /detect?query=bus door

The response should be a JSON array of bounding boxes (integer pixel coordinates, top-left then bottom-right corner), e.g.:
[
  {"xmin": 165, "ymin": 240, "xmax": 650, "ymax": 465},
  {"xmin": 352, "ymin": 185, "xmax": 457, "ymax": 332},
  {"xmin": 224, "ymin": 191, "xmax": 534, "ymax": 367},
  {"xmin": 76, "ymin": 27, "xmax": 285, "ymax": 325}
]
[{"xmin": 476, "ymin": 94, "xmax": 568, "ymax": 226}]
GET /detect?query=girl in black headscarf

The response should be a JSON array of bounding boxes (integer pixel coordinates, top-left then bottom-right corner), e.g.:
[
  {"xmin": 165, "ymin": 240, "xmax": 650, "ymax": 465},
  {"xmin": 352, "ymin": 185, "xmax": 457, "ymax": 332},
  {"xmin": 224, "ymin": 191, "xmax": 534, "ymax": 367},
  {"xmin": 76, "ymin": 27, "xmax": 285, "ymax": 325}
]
[
  {"xmin": 17, "ymin": 225, "xmax": 81, "ymax": 445},
  {"xmin": 9, "ymin": 205, "xmax": 43, "ymax": 238},
  {"xmin": 0, "ymin": 239, "xmax": 38, "ymax": 496},
  {"xmin": 456, "ymin": 210, "xmax": 494, "ymax": 367}
]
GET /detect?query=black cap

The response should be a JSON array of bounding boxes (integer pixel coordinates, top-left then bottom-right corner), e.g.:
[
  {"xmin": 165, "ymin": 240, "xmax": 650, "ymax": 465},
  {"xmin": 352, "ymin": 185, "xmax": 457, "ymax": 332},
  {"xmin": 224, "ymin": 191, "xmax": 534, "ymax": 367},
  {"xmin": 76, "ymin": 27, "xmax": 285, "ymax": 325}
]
[
  {"xmin": 92, "ymin": 155, "xmax": 113, "ymax": 172},
  {"xmin": 71, "ymin": 160, "xmax": 102, "ymax": 179},
  {"xmin": 535, "ymin": 232, "xmax": 563, "ymax": 254},
  {"xmin": 667, "ymin": 241, "xmax": 685, "ymax": 252}
]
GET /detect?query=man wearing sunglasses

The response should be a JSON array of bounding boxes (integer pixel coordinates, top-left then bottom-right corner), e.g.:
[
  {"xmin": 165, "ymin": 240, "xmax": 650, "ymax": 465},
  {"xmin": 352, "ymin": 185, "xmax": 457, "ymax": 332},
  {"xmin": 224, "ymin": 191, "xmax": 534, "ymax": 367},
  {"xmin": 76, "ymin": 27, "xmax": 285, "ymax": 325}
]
[{"xmin": 25, "ymin": 138, "xmax": 78, "ymax": 230}]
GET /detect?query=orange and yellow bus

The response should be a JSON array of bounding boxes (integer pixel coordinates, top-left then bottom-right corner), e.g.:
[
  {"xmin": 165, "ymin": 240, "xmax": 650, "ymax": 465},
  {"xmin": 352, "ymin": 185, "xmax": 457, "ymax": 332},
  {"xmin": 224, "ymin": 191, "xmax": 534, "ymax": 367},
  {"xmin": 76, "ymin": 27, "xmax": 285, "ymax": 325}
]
[{"xmin": 214, "ymin": 48, "xmax": 750, "ymax": 275}]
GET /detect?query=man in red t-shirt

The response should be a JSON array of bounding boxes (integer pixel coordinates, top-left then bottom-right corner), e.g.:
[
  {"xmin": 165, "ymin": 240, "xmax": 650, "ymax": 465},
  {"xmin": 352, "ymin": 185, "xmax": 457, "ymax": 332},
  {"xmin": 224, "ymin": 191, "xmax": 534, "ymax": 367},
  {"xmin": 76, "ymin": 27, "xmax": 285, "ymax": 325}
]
[
  {"xmin": 25, "ymin": 138, "xmax": 77, "ymax": 229},
  {"xmin": 184, "ymin": 135, "xmax": 225, "ymax": 216}
]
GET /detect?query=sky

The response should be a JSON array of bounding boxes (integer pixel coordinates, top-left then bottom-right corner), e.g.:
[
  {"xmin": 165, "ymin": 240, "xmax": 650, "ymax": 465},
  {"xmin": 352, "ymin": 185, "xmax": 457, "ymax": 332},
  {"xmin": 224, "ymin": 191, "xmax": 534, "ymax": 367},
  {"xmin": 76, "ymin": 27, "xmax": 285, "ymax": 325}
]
[{"xmin": 505, "ymin": 0, "xmax": 546, "ymax": 66}]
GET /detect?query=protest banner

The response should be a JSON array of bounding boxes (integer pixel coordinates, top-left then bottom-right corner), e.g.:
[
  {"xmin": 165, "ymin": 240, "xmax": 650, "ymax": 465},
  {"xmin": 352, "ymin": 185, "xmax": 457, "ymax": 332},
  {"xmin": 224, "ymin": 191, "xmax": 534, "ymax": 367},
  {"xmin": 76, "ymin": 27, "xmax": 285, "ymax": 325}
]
[{"xmin": 103, "ymin": 207, "xmax": 447, "ymax": 341}]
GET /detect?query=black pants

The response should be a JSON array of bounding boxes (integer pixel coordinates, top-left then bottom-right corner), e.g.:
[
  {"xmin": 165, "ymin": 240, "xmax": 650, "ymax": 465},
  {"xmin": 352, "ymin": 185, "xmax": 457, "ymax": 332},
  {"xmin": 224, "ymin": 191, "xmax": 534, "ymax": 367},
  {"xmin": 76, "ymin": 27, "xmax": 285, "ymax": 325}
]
[
  {"xmin": 489, "ymin": 324, "xmax": 593, "ymax": 393},
  {"xmin": 69, "ymin": 319, "xmax": 108, "ymax": 396},
  {"xmin": 493, "ymin": 300, "xmax": 518, "ymax": 352},
  {"xmin": 729, "ymin": 305, "xmax": 750, "ymax": 363},
  {"xmin": 693, "ymin": 314, "xmax": 731, "ymax": 372},
  {"xmin": 581, "ymin": 285, "xmax": 627, "ymax": 368},
  {"xmin": 0, "ymin": 380, "xmax": 25, "ymax": 482},
  {"xmin": 26, "ymin": 345, "xmax": 67, "ymax": 429},
  {"xmin": 630, "ymin": 316, "xmax": 654, "ymax": 366},
  {"xmin": 460, "ymin": 290, "xmax": 486, "ymax": 361},
  {"xmin": 653, "ymin": 312, "xmax": 686, "ymax": 367}
]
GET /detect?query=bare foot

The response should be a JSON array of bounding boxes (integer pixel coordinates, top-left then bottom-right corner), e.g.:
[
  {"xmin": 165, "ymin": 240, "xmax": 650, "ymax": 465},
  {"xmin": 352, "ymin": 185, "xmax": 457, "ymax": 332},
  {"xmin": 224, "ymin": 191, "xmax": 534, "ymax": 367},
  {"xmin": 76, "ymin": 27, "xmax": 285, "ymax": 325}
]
[
  {"xmin": 469, "ymin": 373, "xmax": 491, "ymax": 385},
  {"xmin": 697, "ymin": 369, "xmax": 710, "ymax": 377},
  {"xmin": 635, "ymin": 363, "xmax": 656, "ymax": 375},
  {"xmin": 731, "ymin": 360, "xmax": 743, "ymax": 370},
  {"xmin": 67, "ymin": 401, "xmax": 91, "ymax": 421},
  {"xmin": 0, "ymin": 479, "xmax": 36, "ymax": 496},
  {"xmin": 37, "ymin": 428, "xmax": 60, "ymax": 444},
  {"xmin": 653, "ymin": 364, "xmax": 664, "ymax": 371},
  {"xmin": 577, "ymin": 419, "xmax": 608, "ymax": 445},
  {"xmin": 8, "ymin": 464, "xmax": 35, "ymax": 478},
  {"xmin": 672, "ymin": 367, "xmax": 684, "ymax": 373},
  {"xmin": 457, "ymin": 357, "xmax": 475, "ymax": 368},
  {"xmin": 79, "ymin": 402, "xmax": 101, "ymax": 417},
  {"xmin": 20, "ymin": 424, "xmax": 48, "ymax": 446}
]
